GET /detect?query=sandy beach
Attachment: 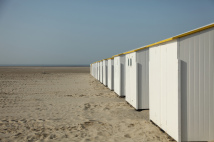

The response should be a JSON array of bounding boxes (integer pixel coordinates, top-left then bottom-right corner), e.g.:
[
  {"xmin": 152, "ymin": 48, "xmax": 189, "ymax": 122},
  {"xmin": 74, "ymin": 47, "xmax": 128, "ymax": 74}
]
[{"xmin": 0, "ymin": 67, "xmax": 174, "ymax": 142}]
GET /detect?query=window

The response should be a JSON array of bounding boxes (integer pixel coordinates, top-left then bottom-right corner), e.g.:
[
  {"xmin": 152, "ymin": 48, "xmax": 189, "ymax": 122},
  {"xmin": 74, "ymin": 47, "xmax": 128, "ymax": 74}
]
[{"xmin": 128, "ymin": 58, "xmax": 129, "ymax": 66}]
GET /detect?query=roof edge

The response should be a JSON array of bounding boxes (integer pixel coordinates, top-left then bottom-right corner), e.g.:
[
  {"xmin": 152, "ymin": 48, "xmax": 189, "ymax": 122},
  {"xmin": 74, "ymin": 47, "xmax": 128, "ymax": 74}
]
[{"xmin": 125, "ymin": 23, "xmax": 214, "ymax": 54}]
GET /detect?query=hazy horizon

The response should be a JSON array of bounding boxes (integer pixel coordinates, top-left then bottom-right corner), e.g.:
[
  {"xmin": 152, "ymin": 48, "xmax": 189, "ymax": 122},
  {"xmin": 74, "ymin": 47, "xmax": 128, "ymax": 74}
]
[{"xmin": 0, "ymin": 64, "xmax": 90, "ymax": 67}]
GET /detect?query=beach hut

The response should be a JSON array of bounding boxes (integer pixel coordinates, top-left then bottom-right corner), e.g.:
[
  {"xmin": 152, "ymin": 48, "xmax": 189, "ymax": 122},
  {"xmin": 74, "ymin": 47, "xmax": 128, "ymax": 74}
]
[
  {"xmin": 103, "ymin": 59, "xmax": 108, "ymax": 86},
  {"xmin": 92, "ymin": 63, "xmax": 96, "ymax": 78},
  {"xmin": 107, "ymin": 58, "xmax": 114, "ymax": 90},
  {"xmin": 92, "ymin": 64, "xmax": 94, "ymax": 77},
  {"xmin": 97, "ymin": 62, "xmax": 99, "ymax": 80},
  {"xmin": 94, "ymin": 63, "xmax": 97, "ymax": 79},
  {"xmin": 94, "ymin": 62, "xmax": 97, "ymax": 79},
  {"xmin": 114, "ymin": 54, "xmax": 126, "ymax": 97},
  {"xmin": 94, "ymin": 63, "xmax": 97, "ymax": 78},
  {"xmin": 149, "ymin": 23, "xmax": 214, "ymax": 142},
  {"xmin": 135, "ymin": 48, "xmax": 149, "ymax": 110},
  {"xmin": 124, "ymin": 46, "xmax": 149, "ymax": 110},
  {"xmin": 98, "ymin": 62, "xmax": 100, "ymax": 81},
  {"xmin": 92, "ymin": 63, "xmax": 94, "ymax": 78},
  {"xmin": 100, "ymin": 61, "xmax": 103, "ymax": 83}
]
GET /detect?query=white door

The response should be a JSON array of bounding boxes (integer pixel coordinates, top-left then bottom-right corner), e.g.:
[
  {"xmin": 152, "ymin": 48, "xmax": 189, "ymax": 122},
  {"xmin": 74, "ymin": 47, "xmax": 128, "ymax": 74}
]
[{"xmin": 125, "ymin": 52, "xmax": 138, "ymax": 109}]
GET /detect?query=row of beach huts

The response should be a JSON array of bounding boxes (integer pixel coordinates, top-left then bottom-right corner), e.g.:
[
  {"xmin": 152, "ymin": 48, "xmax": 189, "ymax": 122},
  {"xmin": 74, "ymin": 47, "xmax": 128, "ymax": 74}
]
[{"xmin": 90, "ymin": 23, "xmax": 214, "ymax": 142}]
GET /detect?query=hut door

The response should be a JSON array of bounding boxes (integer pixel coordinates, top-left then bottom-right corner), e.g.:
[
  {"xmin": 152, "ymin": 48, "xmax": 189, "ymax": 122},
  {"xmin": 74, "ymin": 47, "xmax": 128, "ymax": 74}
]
[{"xmin": 125, "ymin": 52, "xmax": 138, "ymax": 109}]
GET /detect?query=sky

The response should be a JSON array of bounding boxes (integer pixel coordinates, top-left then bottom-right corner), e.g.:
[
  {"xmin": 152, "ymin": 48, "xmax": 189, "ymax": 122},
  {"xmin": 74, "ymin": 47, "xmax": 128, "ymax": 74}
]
[{"xmin": 0, "ymin": 0, "xmax": 214, "ymax": 66}]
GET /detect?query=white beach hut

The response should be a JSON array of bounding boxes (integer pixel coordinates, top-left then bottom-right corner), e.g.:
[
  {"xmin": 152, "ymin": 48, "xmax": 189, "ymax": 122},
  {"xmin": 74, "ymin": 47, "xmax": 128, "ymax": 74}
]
[
  {"xmin": 96, "ymin": 62, "xmax": 99, "ymax": 80},
  {"xmin": 107, "ymin": 57, "xmax": 114, "ymax": 90},
  {"xmin": 94, "ymin": 63, "xmax": 97, "ymax": 78},
  {"xmin": 149, "ymin": 23, "xmax": 214, "ymax": 142},
  {"xmin": 113, "ymin": 54, "xmax": 126, "ymax": 97},
  {"xmin": 124, "ymin": 46, "xmax": 149, "ymax": 110},
  {"xmin": 92, "ymin": 63, "xmax": 95, "ymax": 78},
  {"xmin": 98, "ymin": 62, "xmax": 100, "ymax": 81},
  {"xmin": 94, "ymin": 62, "xmax": 96, "ymax": 79},
  {"xmin": 92, "ymin": 63, "xmax": 94, "ymax": 77},
  {"xmin": 103, "ymin": 59, "xmax": 108, "ymax": 86},
  {"xmin": 94, "ymin": 63, "xmax": 97, "ymax": 79},
  {"xmin": 99, "ymin": 60, "xmax": 103, "ymax": 83}
]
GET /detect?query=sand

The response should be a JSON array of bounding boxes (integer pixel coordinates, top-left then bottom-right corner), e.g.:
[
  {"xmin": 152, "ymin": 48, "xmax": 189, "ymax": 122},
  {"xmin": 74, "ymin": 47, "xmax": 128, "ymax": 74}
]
[{"xmin": 0, "ymin": 67, "xmax": 174, "ymax": 142}]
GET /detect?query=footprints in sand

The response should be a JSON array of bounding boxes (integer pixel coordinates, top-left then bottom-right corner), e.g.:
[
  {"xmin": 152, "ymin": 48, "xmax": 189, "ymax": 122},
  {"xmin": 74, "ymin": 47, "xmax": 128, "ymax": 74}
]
[
  {"xmin": 0, "ymin": 117, "xmax": 114, "ymax": 141},
  {"xmin": 83, "ymin": 103, "xmax": 104, "ymax": 112},
  {"xmin": 0, "ymin": 118, "xmax": 59, "ymax": 141},
  {"xmin": 82, "ymin": 102, "xmax": 128, "ymax": 113},
  {"xmin": 124, "ymin": 134, "xmax": 131, "ymax": 138},
  {"xmin": 69, "ymin": 120, "xmax": 114, "ymax": 140},
  {"xmin": 0, "ymin": 118, "xmax": 47, "ymax": 125},
  {"xmin": 84, "ymin": 103, "xmax": 91, "ymax": 110}
]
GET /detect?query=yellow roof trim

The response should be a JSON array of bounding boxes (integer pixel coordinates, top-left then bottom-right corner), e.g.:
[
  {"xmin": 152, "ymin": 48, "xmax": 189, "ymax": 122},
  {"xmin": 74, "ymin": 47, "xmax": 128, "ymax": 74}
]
[
  {"xmin": 131, "ymin": 23, "xmax": 214, "ymax": 53},
  {"xmin": 173, "ymin": 23, "xmax": 214, "ymax": 39},
  {"xmin": 147, "ymin": 37, "xmax": 174, "ymax": 47},
  {"xmin": 122, "ymin": 50, "xmax": 135, "ymax": 55},
  {"xmin": 112, "ymin": 53, "xmax": 124, "ymax": 57},
  {"xmin": 133, "ymin": 38, "xmax": 173, "ymax": 52},
  {"xmin": 92, "ymin": 23, "xmax": 214, "ymax": 63},
  {"xmin": 106, "ymin": 57, "xmax": 114, "ymax": 60}
]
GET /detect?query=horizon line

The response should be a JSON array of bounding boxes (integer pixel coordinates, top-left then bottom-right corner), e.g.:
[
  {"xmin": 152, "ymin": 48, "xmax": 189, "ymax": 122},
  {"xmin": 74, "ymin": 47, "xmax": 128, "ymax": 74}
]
[{"xmin": 0, "ymin": 64, "xmax": 90, "ymax": 67}]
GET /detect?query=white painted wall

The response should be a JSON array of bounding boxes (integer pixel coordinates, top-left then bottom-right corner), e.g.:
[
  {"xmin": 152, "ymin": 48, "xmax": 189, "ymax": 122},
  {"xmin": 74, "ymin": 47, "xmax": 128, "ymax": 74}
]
[
  {"xmin": 178, "ymin": 27, "xmax": 214, "ymax": 141},
  {"xmin": 95, "ymin": 63, "xmax": 98, "ymax": 80},
  {"xmin": 93, "ymin": 63, "xmax": 96, "ymax": 78},
  {"xmin": 149, "ymin": 40, "xmax": 181, "ymax": 142},
  {"xmin": 97, "ymin": 62, "xmax": 100, "ymax": 81},
  {"xmin": 103, "ymin": 60, "xmax": 108, "ymax": 86},
  {"xmin": 107, "ymin": 59, "xmax": 114, "ymax": 90},
  {"xmin": 114, "ymin": 56, "xmax": 120, "ymax": 95},
  {"xmin": 91, "ymin": 64, "xmax": 93, "ymax": 76},
  {"xmin": 125, "ymin": 52, "xmax": 138, "ymax": 108},
  {"xmin": 94, "ymin": 64, "xmax": 96, "ymax": 78},
  {"xmin": 100, "ymin": 61, "xmax": 103, "ymax": 83},
  {"xmin": 136, "ymin": 49, "xmax": 149, "ymax": 109}
]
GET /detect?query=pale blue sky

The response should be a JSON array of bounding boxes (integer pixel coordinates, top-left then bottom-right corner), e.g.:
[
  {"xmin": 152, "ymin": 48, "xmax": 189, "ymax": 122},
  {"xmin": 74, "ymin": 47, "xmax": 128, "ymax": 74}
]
[{"xmin": 0, "ymin": 0, "xmax": 214, "ymax": 66}]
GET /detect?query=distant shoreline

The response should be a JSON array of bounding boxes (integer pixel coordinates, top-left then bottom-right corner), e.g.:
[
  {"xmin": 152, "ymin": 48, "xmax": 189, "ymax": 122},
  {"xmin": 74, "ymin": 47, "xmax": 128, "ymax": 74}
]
[
  {"xmin": 0, "ymin": 66, "xmax": 90, "ymax": 73},
  {"xmin": 0, "ymin": 65, "xmax": 90, "ymax": 67}
]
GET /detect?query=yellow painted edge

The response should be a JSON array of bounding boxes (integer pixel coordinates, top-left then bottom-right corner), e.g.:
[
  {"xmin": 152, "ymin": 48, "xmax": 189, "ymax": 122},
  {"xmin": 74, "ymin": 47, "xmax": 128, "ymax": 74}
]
[
  {"xmin": 106, "ymin": 57, "xmax": 114, "ymax": 60},
  {"xmin": 132, "ymin": 23, "xmax": 214, "ymax": 53},
  {"xmin": 122, "ymin": 50, "xmax": 135, "ymax": 55},
  {"xmin": 173, "ymin": 23, "xmax": 214, "ymax": 39},
  {"xmin": 112, "ymin": 53, "xmax": 124, "ymax": 57},
  {"xmin": 145, "ymin": 37, "xmax": 174, "ymax": 48},
  {"xmin": 133, "ymin": 47, "xmax": 148, "ymax": 52},
  {"xmin": 93, "ymin": 23, "xmax": 214, "ymax": 61}
]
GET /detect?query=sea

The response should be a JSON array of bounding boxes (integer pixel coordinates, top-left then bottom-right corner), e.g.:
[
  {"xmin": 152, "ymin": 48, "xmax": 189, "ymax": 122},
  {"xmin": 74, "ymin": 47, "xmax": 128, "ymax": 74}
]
[{"xmin": 0, "ymin": 64, "xmax": 90, "ymax": 67}]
